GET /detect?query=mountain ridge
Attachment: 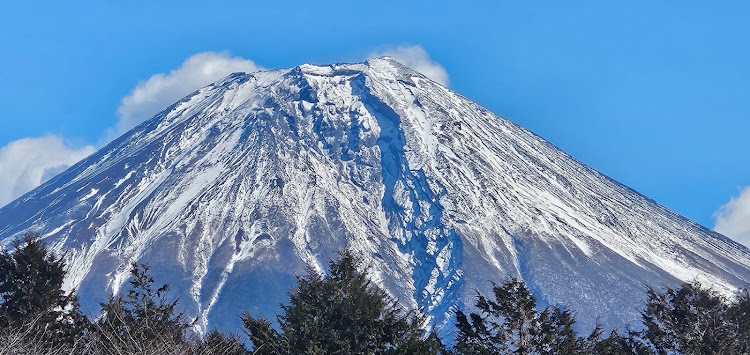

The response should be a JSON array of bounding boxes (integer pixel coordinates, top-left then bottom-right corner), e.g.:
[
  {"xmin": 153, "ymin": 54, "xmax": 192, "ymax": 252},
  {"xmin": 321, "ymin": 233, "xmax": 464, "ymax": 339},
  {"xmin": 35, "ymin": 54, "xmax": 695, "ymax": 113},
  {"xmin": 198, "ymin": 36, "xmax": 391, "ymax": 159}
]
[{"xmin": 1, "ymin": 57, "xmax": 748, "ymax": 335}]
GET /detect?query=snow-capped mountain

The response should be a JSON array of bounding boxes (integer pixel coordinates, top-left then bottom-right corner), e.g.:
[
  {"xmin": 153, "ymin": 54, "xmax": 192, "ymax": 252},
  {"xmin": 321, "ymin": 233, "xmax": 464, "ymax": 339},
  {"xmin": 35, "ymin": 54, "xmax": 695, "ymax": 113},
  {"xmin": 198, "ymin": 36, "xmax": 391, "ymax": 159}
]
[{"xmin": 1, "ymin": 57, "xmax": 749, "ymax": 335}]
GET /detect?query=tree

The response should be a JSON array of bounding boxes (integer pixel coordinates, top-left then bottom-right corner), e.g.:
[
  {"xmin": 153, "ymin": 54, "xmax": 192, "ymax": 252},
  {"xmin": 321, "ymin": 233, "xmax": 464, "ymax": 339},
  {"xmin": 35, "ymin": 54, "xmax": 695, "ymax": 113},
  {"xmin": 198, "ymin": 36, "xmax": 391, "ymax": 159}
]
[
  {"xmin": 537, "ymin": 306, "xmax": 583, "ymax": 353},
  {"xmin": 192, "ymin": 329, "xmax": 249, "ymax": 355},
  {"xmin": 0, "ymin": 233, "xmax": 86, "ymax": 344},
  {"xmin": 453, "ymin": 278, "xmax": 589, "ymax": 354},
  {"xmin": 640, "ymin": 281, "xmax": 735, "ymax": 354},
  {"xmin": 93, "ymin": 263, "xmax": 192, "ymax": 351},
  {"xmin": 241, "ymin": 250, "xmax": 443, "ymax": 354},
  {"xmin": 729, "ymin": 288, "xmax": 750, "ymax": 353},
  {"xmin": 584, "ymin": 324, "xmax": 652, "ymax": 355}
]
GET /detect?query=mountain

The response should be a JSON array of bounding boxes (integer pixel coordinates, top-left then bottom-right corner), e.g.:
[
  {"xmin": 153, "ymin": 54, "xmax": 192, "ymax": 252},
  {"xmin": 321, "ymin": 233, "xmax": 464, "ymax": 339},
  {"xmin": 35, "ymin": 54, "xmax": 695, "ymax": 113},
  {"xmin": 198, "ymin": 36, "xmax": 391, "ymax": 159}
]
[{"xmin": 1, "ymin": 57, "xmax": 749, "ymax": 336}]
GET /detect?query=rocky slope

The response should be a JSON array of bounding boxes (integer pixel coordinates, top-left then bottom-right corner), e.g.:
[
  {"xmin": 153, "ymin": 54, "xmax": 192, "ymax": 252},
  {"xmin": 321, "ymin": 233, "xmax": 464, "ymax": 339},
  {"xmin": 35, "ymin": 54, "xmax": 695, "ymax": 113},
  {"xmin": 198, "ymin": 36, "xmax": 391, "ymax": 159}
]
[{"xmin": 1, "ymin": 57, "xmax": 749, "ymax": 335}]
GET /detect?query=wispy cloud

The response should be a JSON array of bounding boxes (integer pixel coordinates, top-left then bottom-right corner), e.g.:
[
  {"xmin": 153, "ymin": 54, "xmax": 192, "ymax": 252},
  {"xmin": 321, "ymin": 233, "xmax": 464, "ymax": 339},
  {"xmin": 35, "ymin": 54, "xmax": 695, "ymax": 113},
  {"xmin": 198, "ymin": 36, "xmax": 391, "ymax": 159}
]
[
  {"xmin": 370, "ymin": 44, "xmax": 450, "ymax": 86},
  {"xmin": 714, "ymin": 186, "xmax": 750, "ymax": 247},
  {"xmin": 0, "ymin": 135, "xmax": 95, "ymax": 207},
  {"xmin": 1, "ymin": 48, "xmax": 448, "ymax": 207},
  {"xmin": 1, "ymin": 51, "xmax": 262, "ymax": 207},
  {"xmin": 111, "ymin": 51, "xmax": 263, "ymax": 139}
]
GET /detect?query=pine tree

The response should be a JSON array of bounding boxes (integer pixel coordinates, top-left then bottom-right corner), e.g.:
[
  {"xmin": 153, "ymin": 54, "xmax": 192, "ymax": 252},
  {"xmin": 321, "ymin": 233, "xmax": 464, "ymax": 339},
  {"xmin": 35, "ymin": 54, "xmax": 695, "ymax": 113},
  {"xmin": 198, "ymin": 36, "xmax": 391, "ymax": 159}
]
[
  {"xmin": 0, "ymin": 233, "xmax": 87, "ymax": 344},
  {"xmin": 536, "ymin": 306, "xmax": 582, "ymax": 353},
  {"xmin": 453, "ymin": 309, "xmax": 498, "ymax": 354},
  {"xmin": 241, "ymin": 316, "xmax": 282, "ymax": 354},
  {"xmin": 94, "ymin": 263, "xmax": 191, "ymax": 350},
  {"xmin": 453, "ymin": 278, "xmax": 588, "ymax": 354},
  {"xmin": 729, "ymin": 288, "xmax": 750, "ymax": 353},
  {"xmin": 241, "ymin": 250, "xmax": 443, "ymax": 354},
  {"xmin": 640, "ymin": 281, "xmax": 735, "ymax": 354},
  {"xmin": 193, "ymin": 329, "xmax": 249, "ymax": 355},
  {"xmin": 584, "ymin": 325, "xmax": 652, "ymax": 355}
]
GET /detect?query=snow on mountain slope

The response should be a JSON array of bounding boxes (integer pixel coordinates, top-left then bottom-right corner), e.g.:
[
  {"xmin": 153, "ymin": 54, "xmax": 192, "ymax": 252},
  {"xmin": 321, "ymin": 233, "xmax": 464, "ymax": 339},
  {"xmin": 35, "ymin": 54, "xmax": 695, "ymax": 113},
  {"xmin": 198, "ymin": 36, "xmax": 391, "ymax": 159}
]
[{"xmin": 1, "ymin": 57, "xmax": 749, "ymax": 335}]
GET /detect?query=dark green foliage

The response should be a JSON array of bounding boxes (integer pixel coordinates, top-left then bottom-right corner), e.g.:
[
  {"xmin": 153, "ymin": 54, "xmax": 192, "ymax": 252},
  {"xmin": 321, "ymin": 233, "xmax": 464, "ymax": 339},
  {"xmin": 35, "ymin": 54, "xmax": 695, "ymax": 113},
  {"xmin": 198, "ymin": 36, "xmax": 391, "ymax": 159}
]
[
  {"xmin": 242, "ymin": 315, "xmax": 281, "ymax": 353},
  {"xmin": 0, "ymin": 233, "xmax": 254, "ymax": 354},
  {"xmin": 453, "ymin": 278, "xmax": 590, "ymax": 354},
  {"xmin": 192, "ymin": 329, "xmax": 249, "ymax": 355},
  {"xmin": 584, "ymin": 325, "xmax": 651, "ymax": 355},
  {"xmin": 640, "ymin": 281, "xmax": 737, "ymax": 354},
  {"xmin": 537, "ymin": 306, "xmax": 584, "ymax": 353},
  {"xmin": 93, "ymin": 263, "xmax": 192, "ymax": 349},
  {"xmin": 241, "ymin": 250, "xmax": 444, "ymax": 354},
  {"xmin": 5, "ymin": 234, "xmax": 750, "ymax": 354},
  {"xmin": 83, "ymin": 262, "xmax": 251, "ymax": 354},
  {"xmin": 729, "ymin": 288, "xmax": 750, "ymax": 353},
  {"xmin": 0, "ymin": 233, "xmax": 87, "ymax": 344}
]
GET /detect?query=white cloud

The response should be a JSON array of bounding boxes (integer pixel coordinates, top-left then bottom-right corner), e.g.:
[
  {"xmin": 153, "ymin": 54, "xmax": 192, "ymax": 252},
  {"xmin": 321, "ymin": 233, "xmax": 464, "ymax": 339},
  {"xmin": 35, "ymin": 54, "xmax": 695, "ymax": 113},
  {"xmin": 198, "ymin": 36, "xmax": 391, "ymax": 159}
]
[
  {"xmin": 0, "ymin": 48, "xmax": 444, "ymax": 204},
  {"xmin": 113, "ymin": 51, "xmax": 263, "ymax": 138},
  {"xmin": 0, "ymin": 51, "xmax": 261, "ymax": 204},
  {"xmin": 0, "ymin": 136, "xmax": 95, "ymax": 207},
  {"xmin": 370, "ymin": 45, "xmax": 450, "ymax": 86},
  {"xmin": 714, "ymin": 186, "xmax": 750, "ymax": 247}
]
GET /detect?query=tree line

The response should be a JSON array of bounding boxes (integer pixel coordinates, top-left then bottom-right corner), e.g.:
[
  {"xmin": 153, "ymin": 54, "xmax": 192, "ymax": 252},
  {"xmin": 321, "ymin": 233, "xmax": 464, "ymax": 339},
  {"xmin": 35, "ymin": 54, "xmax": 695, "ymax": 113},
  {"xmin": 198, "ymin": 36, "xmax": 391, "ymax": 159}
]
[{"xmin": 1, "ymin": 233, "xmax": 749, "ymax": 354}]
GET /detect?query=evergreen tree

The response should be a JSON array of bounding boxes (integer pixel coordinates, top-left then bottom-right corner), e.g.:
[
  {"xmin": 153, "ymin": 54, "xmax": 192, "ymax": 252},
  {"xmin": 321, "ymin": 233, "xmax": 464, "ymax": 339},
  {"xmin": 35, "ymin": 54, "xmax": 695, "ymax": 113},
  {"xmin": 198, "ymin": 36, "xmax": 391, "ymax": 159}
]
[
  {"xmin": 537, "ymin": 306, "xmax": 582, "ymax": 353},
  {"xmin": 584, "ymin": 325, "xmax": 652, "ymax": 355},
  {"xmin": 640, "ymin": 281, "xmax": 735, "ymax": 354},
  {"xmin": 193, "ymin": 329, "xmax": 249, "ymax": 355},
  {"xmin": 453, "ymin": 278, "xmax": 587, "ymax": 354},
  {"xmin": 241, "ymin": 250, "xmax": 443, "ymax": 355},
  {"xmin": 729, "ymin": 288, "xmax": 750, "ymax": 353},
  {"xmin": 94, "ymin": 263, "xmax": 191, "ymax": 350},
  {"xmin": 0, "ymin": 233, "xmax": 87, "ymax": 344}
]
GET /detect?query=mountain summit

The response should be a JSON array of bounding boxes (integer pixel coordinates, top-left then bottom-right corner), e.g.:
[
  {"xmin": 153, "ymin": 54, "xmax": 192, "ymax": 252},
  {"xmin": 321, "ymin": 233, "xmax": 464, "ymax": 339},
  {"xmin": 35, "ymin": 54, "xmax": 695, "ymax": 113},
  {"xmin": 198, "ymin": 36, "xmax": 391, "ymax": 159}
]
[{"xmin": 1, "ymin": 57, "xmax": 748, "ymax": 334}]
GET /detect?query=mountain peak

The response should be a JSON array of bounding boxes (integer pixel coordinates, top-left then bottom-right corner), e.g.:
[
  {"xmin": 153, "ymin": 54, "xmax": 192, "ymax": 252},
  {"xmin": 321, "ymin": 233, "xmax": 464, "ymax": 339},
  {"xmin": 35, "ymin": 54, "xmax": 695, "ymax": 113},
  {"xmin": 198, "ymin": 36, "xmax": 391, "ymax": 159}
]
[{"xmin": 1, "ymin": 58, "xmax": 748, "ymax": 335}]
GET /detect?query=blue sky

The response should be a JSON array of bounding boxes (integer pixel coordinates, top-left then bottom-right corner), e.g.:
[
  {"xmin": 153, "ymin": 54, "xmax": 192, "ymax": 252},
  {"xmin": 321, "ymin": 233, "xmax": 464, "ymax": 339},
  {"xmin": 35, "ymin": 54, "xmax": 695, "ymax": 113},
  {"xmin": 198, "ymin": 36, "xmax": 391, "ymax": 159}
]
[{"xmin": 1, "ymin": 1, "xmax": 748, "ymax": 242}]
